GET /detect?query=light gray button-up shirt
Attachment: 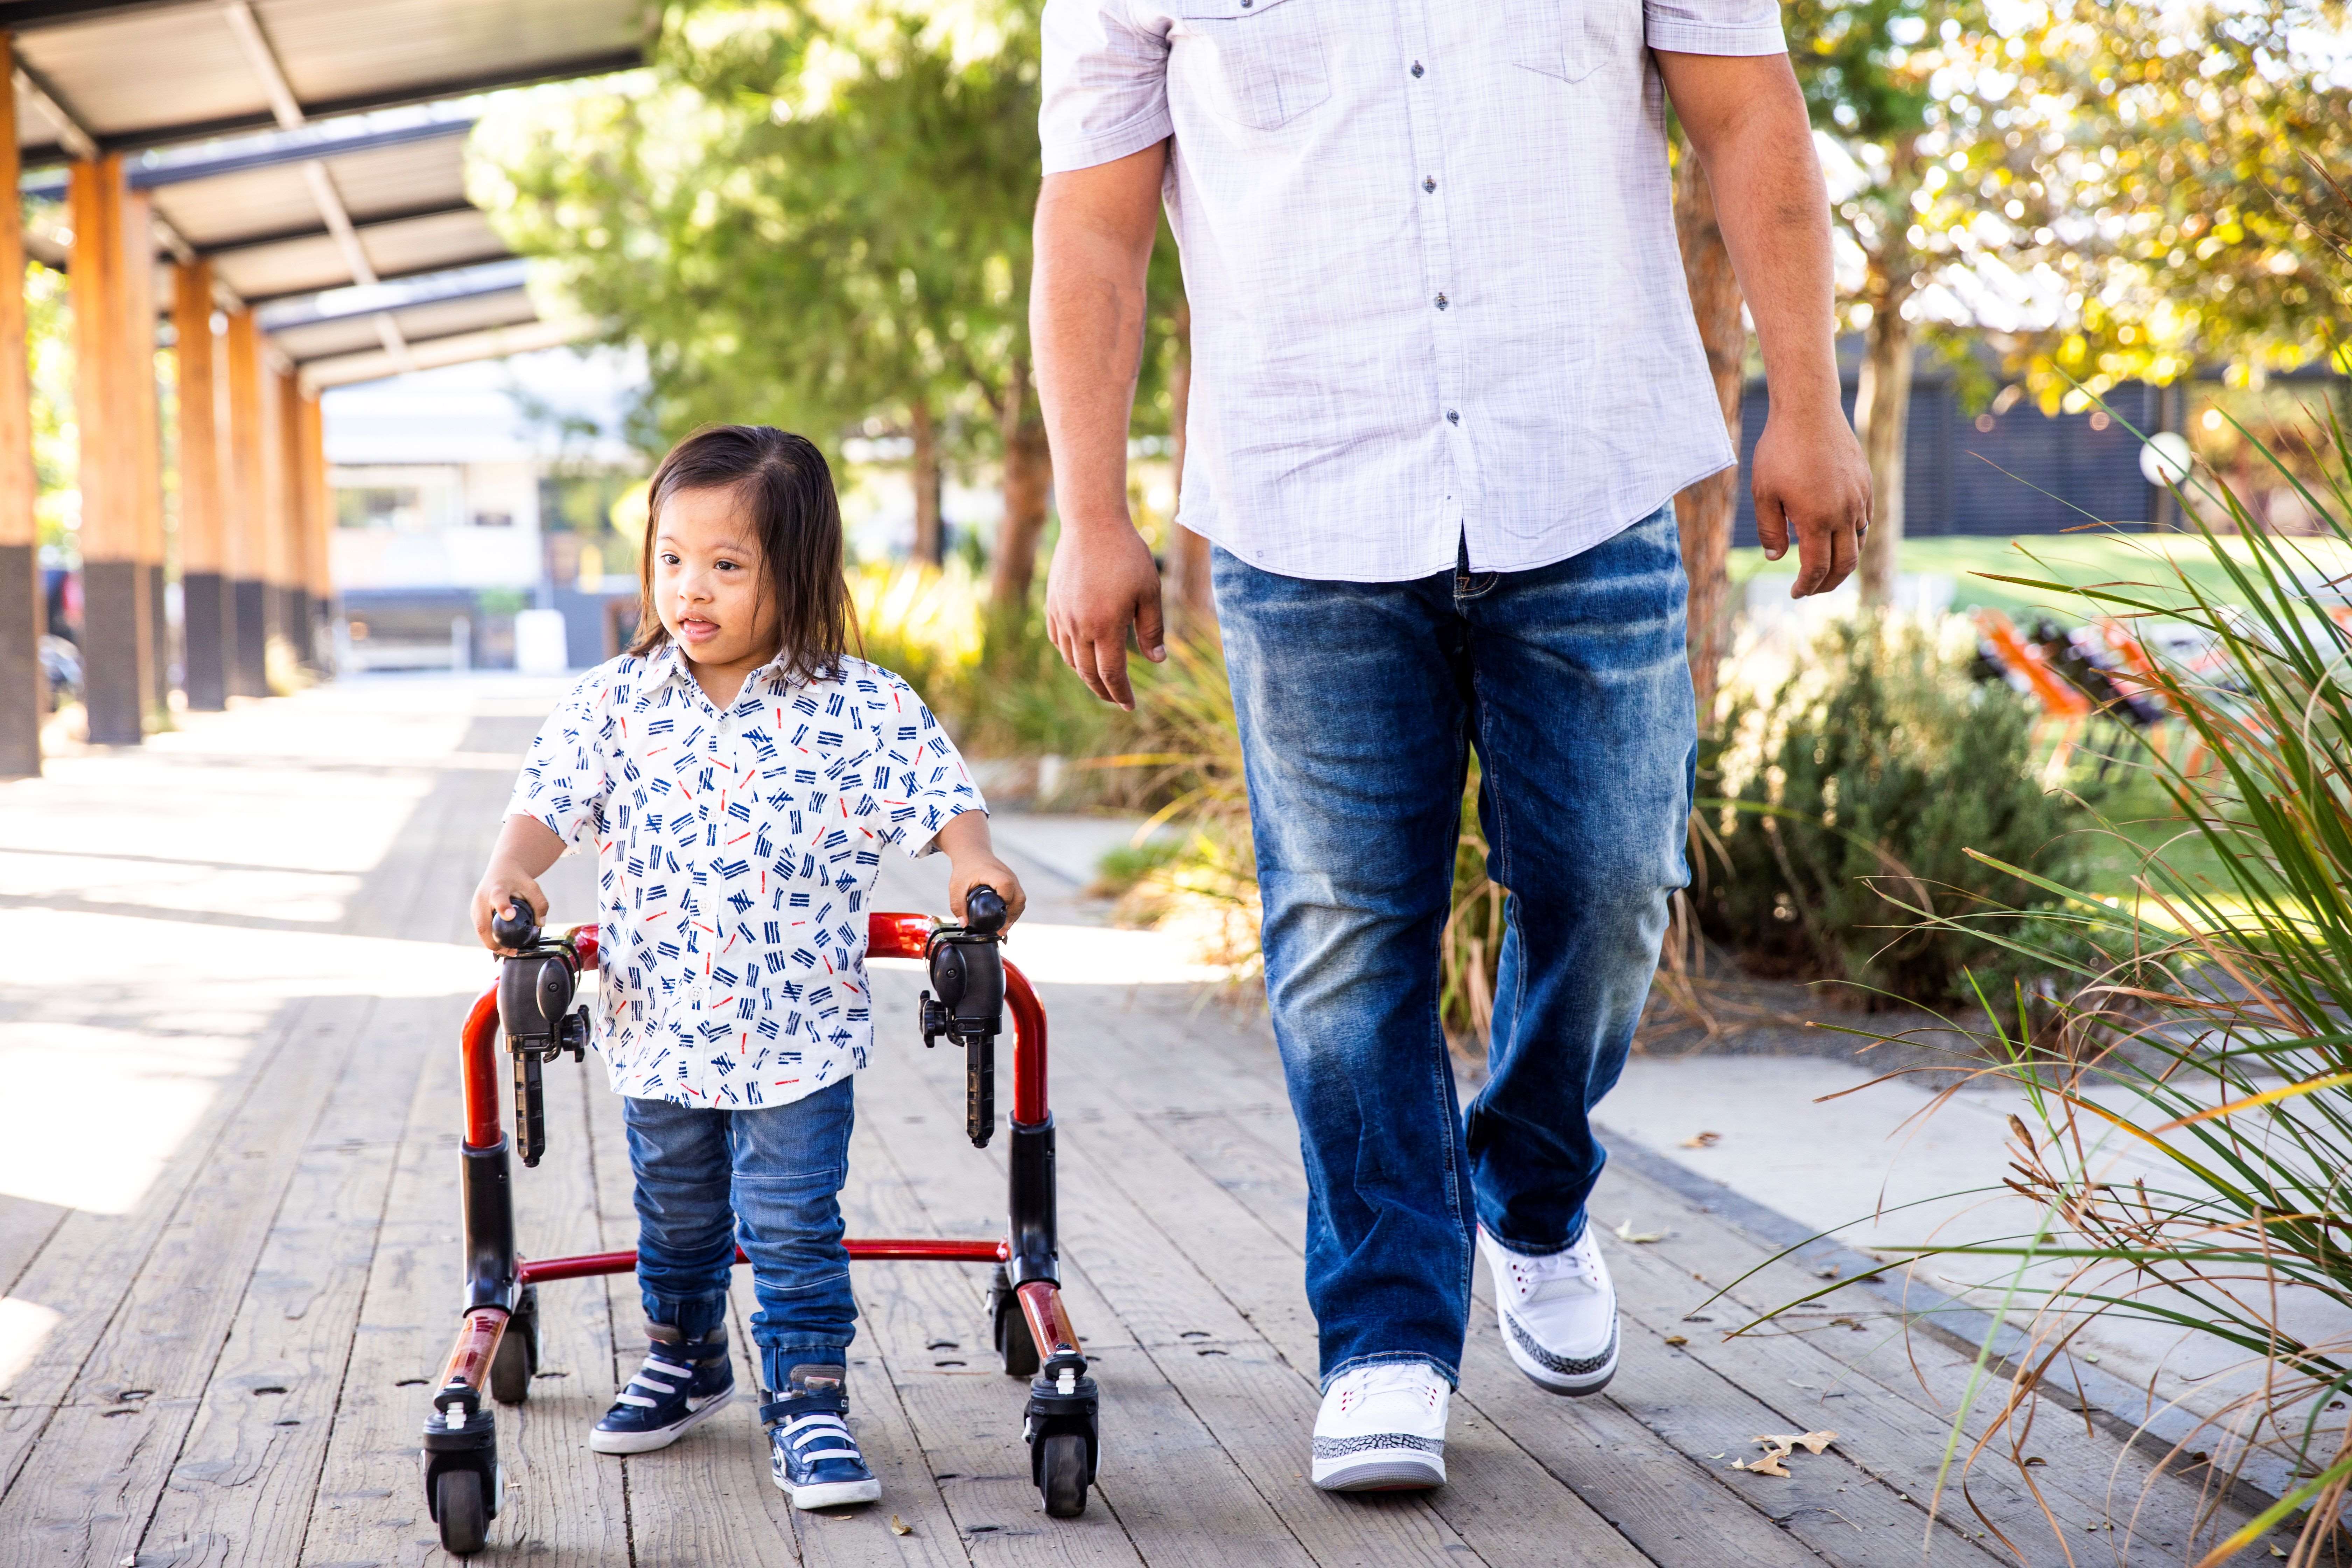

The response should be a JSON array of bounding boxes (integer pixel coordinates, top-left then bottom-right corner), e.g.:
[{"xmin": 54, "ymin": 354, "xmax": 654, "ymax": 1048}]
[{"xmin": 1041, "ymin": 0, "xmax": 1787, "ymax": 582}]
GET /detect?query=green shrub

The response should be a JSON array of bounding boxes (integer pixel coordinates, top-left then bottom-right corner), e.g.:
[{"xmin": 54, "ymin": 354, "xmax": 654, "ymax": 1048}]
[{"xmin": 1697, "ymin": 614, "xmax": 2088, "ymax": 1006}]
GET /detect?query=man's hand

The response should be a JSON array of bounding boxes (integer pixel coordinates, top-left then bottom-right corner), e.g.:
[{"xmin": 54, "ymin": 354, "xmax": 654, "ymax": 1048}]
[
  {"xmin": 1046, "ymin": 521, "xmax": 1165, "ymax": 710},
  {"xmin": 1753, "ymin": 404, "xmax": 1870, "ymax": 597}
]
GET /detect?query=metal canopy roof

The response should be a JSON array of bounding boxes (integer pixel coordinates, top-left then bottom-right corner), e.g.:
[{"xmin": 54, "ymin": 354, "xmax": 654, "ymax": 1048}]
[
  {"xmin": 5, "ymin": 0, "xmax": 649, "ymax": 387},
  {"xmin": 4, "ymin": 0, "xmax": 648, "ymax": 161}
]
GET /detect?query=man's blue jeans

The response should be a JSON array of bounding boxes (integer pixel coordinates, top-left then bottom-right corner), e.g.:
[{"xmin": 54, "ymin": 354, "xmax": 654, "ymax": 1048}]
[
  {"xmin": 623, "ymin": 1077, "xmax": 857, "ymax": 1393},
  {"xmin": 1212, "ymin": 504, "xmax": 1695, "ymax": 1390}
]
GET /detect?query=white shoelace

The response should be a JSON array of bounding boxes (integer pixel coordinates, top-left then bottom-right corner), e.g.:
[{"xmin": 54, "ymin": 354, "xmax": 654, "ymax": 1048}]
[
  {"xmin": 1498, "ymin": 1234, "xmax": 1605, "ymax": 1309},
  {"xmin": 1332, "ymin": 1362, "xmax": 1444, "ymax": 1419}
]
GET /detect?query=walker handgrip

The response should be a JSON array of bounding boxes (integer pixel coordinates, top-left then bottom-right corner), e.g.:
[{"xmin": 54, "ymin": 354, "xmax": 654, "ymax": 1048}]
[
  {"xmin": 965, "ymin": 885, "xmax": 1007, "ymax": 935},
  {"xmin": 491, "ymin": 902, "xmax": 539, "ymax": 951}
]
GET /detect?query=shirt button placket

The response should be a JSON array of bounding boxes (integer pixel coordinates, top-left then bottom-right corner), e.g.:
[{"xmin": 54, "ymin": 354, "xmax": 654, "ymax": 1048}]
[{"xmin": 1401, "ymin": 6, "xmax": 1471, "ymax": 543}]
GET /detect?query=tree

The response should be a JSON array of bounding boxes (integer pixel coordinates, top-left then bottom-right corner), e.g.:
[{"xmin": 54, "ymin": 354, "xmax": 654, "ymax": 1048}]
[
  {"xmin": 472, "ymin": 1, "xmax": 1055, "ymax": 610},
  {"xmin": 1956, "ymin": 0, "xmax": 2352, "ymax": 408}
]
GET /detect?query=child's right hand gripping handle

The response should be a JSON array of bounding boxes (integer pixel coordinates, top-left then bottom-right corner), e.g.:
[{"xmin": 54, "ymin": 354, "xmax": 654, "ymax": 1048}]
[{"xmin": 491, "ymin": 901, "xmax": 541, "ymax": 952}]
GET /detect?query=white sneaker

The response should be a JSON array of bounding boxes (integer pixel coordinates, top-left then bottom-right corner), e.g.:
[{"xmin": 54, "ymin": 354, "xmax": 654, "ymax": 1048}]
[
  {"xmin": 1309, "ymin": 1361, "xmax": 1449, "ymax": 1491},
  {"xmin": 1479, "ymin": 1225, "xmax": 1619, "ymax": 1396}
]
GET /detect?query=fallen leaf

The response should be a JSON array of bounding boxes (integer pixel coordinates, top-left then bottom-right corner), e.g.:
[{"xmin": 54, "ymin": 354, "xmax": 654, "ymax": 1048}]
[
  {"xmin": 1664, "ymin": 1334, "xmax": 1689, "ymax": 1346},
  {"xmin": 1614, "ymin": 1218, "xmax": 1665, "ymax": 1244},
  {"xmin": 2023, "ymin": 1455, "xmax": 2047, "ymax": 1467},
  {"xmin": 889, "ymin": 1515, "xmax": 913, "ymax": 1537},
  {"xmin": 1814, "ymin": 1264, "xmax": 1840, "ymax": 1279},
  {"xmin": 1680, "ymin": 1130, "xmax": 1722, "ymax": 1148},
  {"xmin": 1830, "ymin": 1317, "xmax": 1862, "ymax": 1330},
  {"xmin": 1734, "ymin": 1451, "xmax": 1792, "ymax": 1478}
]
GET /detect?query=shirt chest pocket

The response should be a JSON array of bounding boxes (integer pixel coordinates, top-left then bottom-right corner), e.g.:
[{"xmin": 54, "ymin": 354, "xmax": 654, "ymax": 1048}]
[
  {"xmin": 1507, "ymin": 0, "xmax": 1638, "ymax": 85},
  {"xmin": 1175, "ymin": 0, "xmax": 1331, "ymax": 132}
]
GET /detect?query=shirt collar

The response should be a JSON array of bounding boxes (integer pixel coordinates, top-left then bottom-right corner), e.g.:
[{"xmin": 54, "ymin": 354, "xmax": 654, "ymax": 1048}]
[{"xmin": 644, "ymin": 638, "xmax": 799, "ymax": 707}]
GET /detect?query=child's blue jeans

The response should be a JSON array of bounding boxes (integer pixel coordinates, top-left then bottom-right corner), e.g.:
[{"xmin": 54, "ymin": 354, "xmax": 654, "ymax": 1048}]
[{"xmin": 622, "ymin": 1077, "xmax": 856, "ymax": 1393}]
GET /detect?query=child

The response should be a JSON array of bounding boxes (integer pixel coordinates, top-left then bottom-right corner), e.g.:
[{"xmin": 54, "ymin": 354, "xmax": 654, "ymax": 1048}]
[{"xmin": 470, "ymin": 424, "xmax": 1024, "ymax": 1511}]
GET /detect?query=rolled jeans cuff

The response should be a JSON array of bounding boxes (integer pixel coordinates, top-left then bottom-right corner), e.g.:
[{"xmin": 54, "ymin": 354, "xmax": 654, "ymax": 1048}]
[{"xmin": 642, "ymin": 1289, "xmax": 730, "ymax": 1342}]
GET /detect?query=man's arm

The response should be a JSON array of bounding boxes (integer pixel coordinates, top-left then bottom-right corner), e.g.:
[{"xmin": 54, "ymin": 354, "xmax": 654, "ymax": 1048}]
[
  {"xmin": 1655, "ymin": 50, "xmax": 1869, "ymax": 597},
  {"xmin": 1032, "ymin": 141, "xmax": 1170, "ymax": 709}
]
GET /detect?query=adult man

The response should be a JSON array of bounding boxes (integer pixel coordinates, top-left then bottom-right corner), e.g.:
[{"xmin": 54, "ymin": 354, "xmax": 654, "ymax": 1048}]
[{"xmin": 1032, "ymin": 0, "xmax": 1869, "ymax": 1490}]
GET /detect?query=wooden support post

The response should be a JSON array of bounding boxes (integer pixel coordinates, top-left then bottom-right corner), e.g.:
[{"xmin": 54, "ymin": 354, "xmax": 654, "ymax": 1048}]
[
  {"xmin": 258, "ymin": 359, "xmax": 290, "ymax": 675},
  {"xmin": 174, "ymin": 261, "xmax": 230, "ymax": 709},
  {"xmin": 124, "ymin": 190, "xmax": 169, "ymax": 716},
  {"xmin": 69, "ymin": 153, "xmax": 148, "ymax": 744},
  {"xmin": 298, "ymin": 388, "xmax": 331, "ymax": 674},
  {"xmin": 0, "ymin": 33, "xmax": 43, "ymax": 776},
  {"xmin": 223, "ymin": 309, "xmax": 267, "ymax": 696},
  {"xmin": 273, "ymin": 363, "xmax": 313, "ymax": 668}
]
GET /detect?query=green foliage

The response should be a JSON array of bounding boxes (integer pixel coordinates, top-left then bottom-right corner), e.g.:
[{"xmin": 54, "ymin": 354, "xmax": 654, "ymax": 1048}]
[
  {"xmin": 1697, "ymin": 615, "xmax": 2088, "ymax": 1004},
  {"xmin": 1757, "ymin": 276, "xmax": 2352, "ymax": 1557},
  {"xmin": 471, "ymin": 0, "xmax": 1048, "ymax": 463}
]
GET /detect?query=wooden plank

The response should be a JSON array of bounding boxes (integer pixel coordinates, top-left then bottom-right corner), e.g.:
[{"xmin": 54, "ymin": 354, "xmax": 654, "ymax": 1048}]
[
  {"xmin": 1124, "ymin": 1102, "xmax": 1827, "ymax": 1568},
  {"xmin": 864, "ymin": 994, "xmax": 1527, "ymax": 1568},
  {"xmin": 0, "ymin": 992, "xmax": 365, "ymax": 1566},
  {"xmin": 577, "ymin": 1052, "xmax": 804, "ymax": 1568},
  {"xmin": 131, "ymin": 993, "xmax": 425, "ymax": 1567},
  {"xmin": 1003, "ymin": 985, "xmax": 2008, "ymax": 1567},
  {"xmin": 496, "ymin": 1016, "xmax": 638, "ymax": 1565},
  {"xmin": 845, "ymin": 1103, "xmax": 1148, "ymax": 1568},
  {"xmin": 1591, "ymin": 1158, "xmax": 2287, "ymax": 1560}
]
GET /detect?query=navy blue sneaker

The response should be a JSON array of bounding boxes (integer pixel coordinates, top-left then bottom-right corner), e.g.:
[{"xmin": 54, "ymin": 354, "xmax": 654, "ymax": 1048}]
[
  {"xmin": 764, "ymin": 1365, "xmax": 881, "ymax": 1509},
  {"xmin": 589, "ymin": 1322, "xmax": 735, "ymax": 1454}
]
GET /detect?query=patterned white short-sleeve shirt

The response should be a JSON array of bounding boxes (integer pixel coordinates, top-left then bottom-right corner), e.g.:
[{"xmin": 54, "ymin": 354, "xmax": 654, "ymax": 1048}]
[{"xmin": 505, "ymin": 644, "xmax": 983, "ymax": 1110}]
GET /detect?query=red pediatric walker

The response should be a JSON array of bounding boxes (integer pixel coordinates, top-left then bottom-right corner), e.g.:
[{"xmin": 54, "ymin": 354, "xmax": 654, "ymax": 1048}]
[{"xmin": 419, "ymin": 890, "xmax": 1098, "ymax": 1555}]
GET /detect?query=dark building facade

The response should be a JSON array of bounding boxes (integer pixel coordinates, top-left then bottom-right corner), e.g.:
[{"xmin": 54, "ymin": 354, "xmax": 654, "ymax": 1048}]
[{"xmin": 1731, "ymin": 359, "xmax": 2163, "ymax": 546}]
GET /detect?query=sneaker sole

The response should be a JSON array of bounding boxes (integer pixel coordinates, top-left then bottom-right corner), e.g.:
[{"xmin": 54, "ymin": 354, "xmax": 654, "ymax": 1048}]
[
  {"xmin": 784, "ymin": 1475, "xmax": 883, "ymax": 1510},
  {"xmin": 1312, "ymin": 1448, "xmax": 1446, "ymax": 1491},
  {"xmin": 1500, "ymin": 1304, "xmax": 1618, "ymax": 1397},
  {"xmin": 588, "ymin": 1388, "xmax": 735, "ymax": 1454}
]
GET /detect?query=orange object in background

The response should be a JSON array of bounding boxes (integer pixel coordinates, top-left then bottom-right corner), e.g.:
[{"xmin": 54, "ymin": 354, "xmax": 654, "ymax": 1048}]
[{"xmin": 1974, "ymin": 608, "xmax": 2094, "ymax": 718}]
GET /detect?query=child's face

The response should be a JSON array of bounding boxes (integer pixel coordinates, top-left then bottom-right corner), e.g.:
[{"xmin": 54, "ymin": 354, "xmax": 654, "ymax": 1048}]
[{"xmin": 652, "ymin": 485, "xmax": 781, "ymax": 671}]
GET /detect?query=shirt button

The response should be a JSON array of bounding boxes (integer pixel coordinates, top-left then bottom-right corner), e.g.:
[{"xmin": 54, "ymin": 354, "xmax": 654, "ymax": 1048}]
[
  {"xmin": 1446, "ymin": 410, "xmax": 1460, "ymax": 425},
  {"xmin": 1423, "ymin": 176, "xmax": 1436, "ymax": 192},
  {"xmin": 1411, "ymin": 61, "xmax": 1424, "ymax": 77},
  {"xmin": 1435, "ymin": 293, "xmax": 1449, "ymax": 310}
]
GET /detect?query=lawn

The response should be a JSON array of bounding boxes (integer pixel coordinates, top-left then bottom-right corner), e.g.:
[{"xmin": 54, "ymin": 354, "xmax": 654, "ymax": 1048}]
[{"xmin": 1730, "ymin": 530, "xmax": 2352, "ymax": 622}]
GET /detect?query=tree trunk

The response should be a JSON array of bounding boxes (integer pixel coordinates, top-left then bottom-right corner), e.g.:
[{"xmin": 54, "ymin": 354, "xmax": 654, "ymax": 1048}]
[
  {"xmin": 990, "ymin": 352, "xmax": 1052, "ymax": 615},
  {"xmin": 1165, "ymin": 298, "xmax": 1215, "ymax": 640},
  {"xmin": 1854, "ymin": 284, "xmax": 1914, "ymax": 608},
  {"xmin": 1670, "ymin": 135, "xmax": 1744, "ymax": 724},
  {"xmin": 910, "ymin": 397, "xmax": 944, "ymax": 566}
]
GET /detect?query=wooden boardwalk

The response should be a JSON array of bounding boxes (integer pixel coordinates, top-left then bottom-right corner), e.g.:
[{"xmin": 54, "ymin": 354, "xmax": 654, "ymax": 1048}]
[{"xmin": 0, "ymin": 679, "xmax": 2290, "ymax": 1566}]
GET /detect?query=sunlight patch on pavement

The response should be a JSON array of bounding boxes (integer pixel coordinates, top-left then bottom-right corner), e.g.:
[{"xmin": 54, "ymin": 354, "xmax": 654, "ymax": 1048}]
[
  {"xmin": 0, "ymin": 1299, "xmax": 62, "ymax": 1393},
  {"xmin": 0, "ymin": 1023, "xmax": 242, "ymax": 1213}
]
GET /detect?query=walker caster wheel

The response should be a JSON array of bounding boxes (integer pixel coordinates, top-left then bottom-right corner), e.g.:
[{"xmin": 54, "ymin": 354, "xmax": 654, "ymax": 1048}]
[
  {"xmin": 490, "ymin": 1285, "xmax": 538, "ymax": 1405},
  {"xmin": 1038, "ymin": 1431, "xmax": 1089, "ymax": 1518},
  {"xmin": 434, "ymin": 1469, "xmax": 489, "ymax": 1555},
  {"xmin": 989, "ymin": 1266, "xmax": 1038, "ymax": 1378}
]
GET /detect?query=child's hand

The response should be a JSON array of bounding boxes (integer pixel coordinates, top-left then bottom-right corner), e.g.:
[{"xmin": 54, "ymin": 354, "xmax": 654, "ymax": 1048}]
[
  {"xmin": 949, "ymin": 855, "xmax": 1026, "ymax": 929},
  {"xmin": 472, "ymin": 868, "xmax": 550, "ymax": 953}
]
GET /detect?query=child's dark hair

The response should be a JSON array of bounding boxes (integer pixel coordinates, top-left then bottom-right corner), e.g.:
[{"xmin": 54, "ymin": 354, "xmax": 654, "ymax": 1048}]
[{"xmin": 629, "ymin": 425, "xmax": 858, "ymax": 682}]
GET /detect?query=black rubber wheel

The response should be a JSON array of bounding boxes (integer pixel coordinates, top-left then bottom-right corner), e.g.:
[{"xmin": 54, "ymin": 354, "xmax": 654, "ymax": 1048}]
[
  {"xmin": 991, "ymin": 1267, "xmax": 1038, "ymax": 1378},
  {"xmin": 1039, "ymin": 1432, "xmax": 1089, "ymax": 1518},
  {"xmin": 490, "ymin": 1287, "xmax": 537, "ymax": 1405},
  {"xmin": 435, "ymin": 1469, "xmax": 489, "ymax": 1555}
]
